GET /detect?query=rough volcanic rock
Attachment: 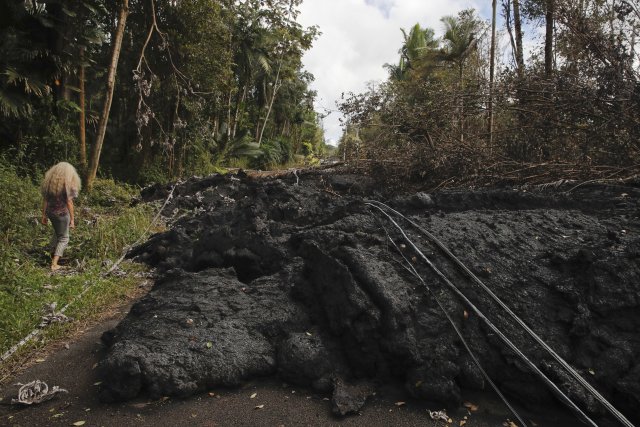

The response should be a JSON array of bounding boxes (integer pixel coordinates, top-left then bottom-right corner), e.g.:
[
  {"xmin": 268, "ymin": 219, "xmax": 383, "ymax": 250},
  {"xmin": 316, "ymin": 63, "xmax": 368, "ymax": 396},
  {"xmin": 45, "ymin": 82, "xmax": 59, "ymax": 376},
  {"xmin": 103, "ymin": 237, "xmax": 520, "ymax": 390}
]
[
  {"xmin": 100, "ymin": 170, "xmax": 640, "ymax": 424},
  {"xmin": 100, "ymin": 267, "xmax": 306, "ymax": 401},
  {"xmin": 331, "ymin": 378, "xmax": 376, "ymax": 416}
]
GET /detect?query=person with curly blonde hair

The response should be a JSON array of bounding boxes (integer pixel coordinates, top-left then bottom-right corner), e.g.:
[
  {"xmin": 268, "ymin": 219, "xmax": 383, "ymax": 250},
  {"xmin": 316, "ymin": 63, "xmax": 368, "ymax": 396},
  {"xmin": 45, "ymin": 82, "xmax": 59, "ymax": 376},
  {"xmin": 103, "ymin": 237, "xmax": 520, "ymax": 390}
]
[{"xmin": 41, "ymin": 162, "xmax": 81, "ymax": 271}]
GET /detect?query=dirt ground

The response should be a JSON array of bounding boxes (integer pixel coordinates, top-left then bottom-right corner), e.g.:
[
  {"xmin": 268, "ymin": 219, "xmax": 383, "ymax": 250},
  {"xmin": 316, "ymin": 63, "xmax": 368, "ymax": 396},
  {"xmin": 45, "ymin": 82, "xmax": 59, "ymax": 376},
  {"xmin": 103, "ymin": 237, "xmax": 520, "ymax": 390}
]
[{"xmin": 1, "ymin": 167, "xmax": 638, "ymax": 426}]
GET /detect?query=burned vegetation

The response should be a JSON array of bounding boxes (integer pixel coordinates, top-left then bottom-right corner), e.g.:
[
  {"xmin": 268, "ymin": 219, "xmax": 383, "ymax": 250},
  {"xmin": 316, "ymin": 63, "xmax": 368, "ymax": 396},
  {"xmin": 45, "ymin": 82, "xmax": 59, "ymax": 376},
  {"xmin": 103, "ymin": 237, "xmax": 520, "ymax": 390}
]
[{"xmin": 98, "ymin": 169, "xmax": 639, "ymax": 425}]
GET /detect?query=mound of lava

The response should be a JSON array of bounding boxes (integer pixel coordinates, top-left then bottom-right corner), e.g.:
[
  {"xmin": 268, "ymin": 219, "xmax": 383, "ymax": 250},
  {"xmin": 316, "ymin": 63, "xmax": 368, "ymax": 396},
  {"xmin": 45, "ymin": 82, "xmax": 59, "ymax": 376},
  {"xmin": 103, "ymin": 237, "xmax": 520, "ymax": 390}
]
[{"xmin": 98, "ymin": 169, "xmax": 639, "ymax": 424}]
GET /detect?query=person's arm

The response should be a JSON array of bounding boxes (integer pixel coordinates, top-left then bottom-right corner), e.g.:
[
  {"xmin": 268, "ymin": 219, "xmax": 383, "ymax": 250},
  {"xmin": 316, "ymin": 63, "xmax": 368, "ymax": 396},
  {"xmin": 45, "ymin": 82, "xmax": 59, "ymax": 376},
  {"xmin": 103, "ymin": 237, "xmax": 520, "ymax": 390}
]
[
  {"xmin": 41, "ymin": 199, "xmax": 48, "ymax": 225},
  {"xmin": 67, "ymin": 198, "xmax": 75, "ymax": 228}
]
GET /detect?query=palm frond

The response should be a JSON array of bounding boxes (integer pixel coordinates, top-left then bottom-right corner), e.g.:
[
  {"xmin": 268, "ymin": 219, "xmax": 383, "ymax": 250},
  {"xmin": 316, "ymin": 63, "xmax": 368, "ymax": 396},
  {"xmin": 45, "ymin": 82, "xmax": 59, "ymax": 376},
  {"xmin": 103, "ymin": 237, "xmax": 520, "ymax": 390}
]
[
  {"xmin": 3, "ymin": 68, "xmax": 51, "ymax": 97},
  {"xmin": 225, "ymin": 139, "xmax": 262, "ymax": 159},
  {"xmin": 256, "ymin": 54, "xmax": 272, "ymax": 75},
  {"xmin": 0, "ymin": 87, "xmax": 32, "ymax": 118}
]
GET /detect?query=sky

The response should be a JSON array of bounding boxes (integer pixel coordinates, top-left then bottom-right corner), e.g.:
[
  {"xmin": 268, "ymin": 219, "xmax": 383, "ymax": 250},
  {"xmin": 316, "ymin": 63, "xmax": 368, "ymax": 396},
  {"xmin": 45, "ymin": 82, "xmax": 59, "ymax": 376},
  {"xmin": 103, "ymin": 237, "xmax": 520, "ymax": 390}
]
[{"xmin": 297, "ymin": 0, "xmax": 495, "ymax": 145}]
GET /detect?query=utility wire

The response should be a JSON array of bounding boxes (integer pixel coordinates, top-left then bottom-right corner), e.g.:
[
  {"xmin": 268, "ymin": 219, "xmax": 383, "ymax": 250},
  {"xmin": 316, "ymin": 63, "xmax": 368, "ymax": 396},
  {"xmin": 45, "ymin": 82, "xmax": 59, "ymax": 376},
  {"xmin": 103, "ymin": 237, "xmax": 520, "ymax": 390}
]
[
  {"xmin": 367, "ymin": 200, "xmax": 634, "ymax": 427},
  {"xmin": 366, "ymin": 203, "xmax": 598, "ymax": 427},
  {"xmin": 377, "ymin": 219, "xmax": 529, "ymax": 427}
]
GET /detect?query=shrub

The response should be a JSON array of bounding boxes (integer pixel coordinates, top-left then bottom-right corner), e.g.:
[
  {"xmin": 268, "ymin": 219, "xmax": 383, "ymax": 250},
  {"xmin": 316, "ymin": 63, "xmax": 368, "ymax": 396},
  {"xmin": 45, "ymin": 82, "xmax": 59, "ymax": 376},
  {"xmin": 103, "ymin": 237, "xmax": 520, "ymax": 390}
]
[
  {"xmin": 252, "ymin": 139, "xmax": 293, "ymax": 169},
  {"xmin": 0, "ymin": 160, "xmax": 42, "ymax": 251}
]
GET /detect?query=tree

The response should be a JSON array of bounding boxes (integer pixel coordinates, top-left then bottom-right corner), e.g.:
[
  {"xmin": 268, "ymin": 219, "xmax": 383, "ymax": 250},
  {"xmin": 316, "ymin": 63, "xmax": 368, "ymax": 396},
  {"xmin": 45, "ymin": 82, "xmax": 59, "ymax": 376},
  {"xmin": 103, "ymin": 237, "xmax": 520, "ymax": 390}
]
[
  {"xmin": 0, "ymin": 0, "xmax": 324, "ymax": 181},
  {"xmin": 440, "ymin": 13, "xmax": 480, "ymax": 82},
  {"xmin": 545, "ymin": 0, "xmax": 554, "ymax": 76},
  {"xmin": 0, "ymin": 0, "xmax": 106, "ymax": 176},
  {"xmin": 489, "ymin": 0, "xmax": 497, "ymax": 146},
  {"xmin": 255, "ymin": 0, "xmax": 317, "ymax": 146},
  {"xmin": 0, "ymin": 2, "xmax": 53, "ymax": 119},
  {"xmin": 257, "ymin": 50, "xmax": 284, "ymax": 146},
  {"xmin": 339, "ymin": 2, "xmax": 640, "ymax": 184},
  {"xmin": 86, "ymin": 0, "xmax": 129, "ymax": 190},
  {"xmin": 78, "ymin": 47, "xmax": 87, "ymax": 172},
  {"xmin": 513, "ymin": 0, "xmax": 525, "ymax": 76},
  {"xmin": 230, "ymin": 4, "xmax": 271, "ymax": 140},
  {"xmin": 0, "ymin": 1, "xmax": 104, "ymax": 120},
  {"xmin": 385, "ymin": 23, "xmax": 437, "ymax": 80},
  {"xmin": 503, "ymin": 0, "xmax": 525, "ymax": 77},
  {"xmin": 439, "ymin": 11, "xmax": 480, "ymax": 142}
]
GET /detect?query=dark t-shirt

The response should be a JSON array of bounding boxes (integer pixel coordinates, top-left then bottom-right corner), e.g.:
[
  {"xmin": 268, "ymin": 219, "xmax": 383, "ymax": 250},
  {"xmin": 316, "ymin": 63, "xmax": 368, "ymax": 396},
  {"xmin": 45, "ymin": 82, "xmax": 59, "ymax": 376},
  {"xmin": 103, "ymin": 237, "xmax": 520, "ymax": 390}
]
[{"xmin": 46, "ymin": 189, "xmax": 78, "ymax": 216}]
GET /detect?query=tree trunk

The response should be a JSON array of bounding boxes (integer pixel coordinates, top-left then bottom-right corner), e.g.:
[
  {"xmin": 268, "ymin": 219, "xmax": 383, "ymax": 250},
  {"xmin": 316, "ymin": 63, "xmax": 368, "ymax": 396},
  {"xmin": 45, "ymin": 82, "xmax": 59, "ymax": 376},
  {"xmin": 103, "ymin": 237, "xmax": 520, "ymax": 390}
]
[
  {"xmin": 456, "ymin": 37, "xmax": 477, "ymax": 144},
  {"xmin": 504, "ymin": 0, "xmax": 517, "ymax": 66},
  {"xmin": 631, "ymin": 28, "xmax": 636, "ymax": 67},
  {"xmin": 231, "ymin": 83, "xmax": 248, "ymax": 139},
  {"xmin": 513, "ymin": 0, "xmax": 524, "ymax": 77},
  {"xmin": 86, "ymin": 0, "xmax": 129, "ymax": 191},
  {"xmin": 489, "ymin": 0, "xmax": 497, "ymax": 147},
  {"xmin": 78, "ymin": 47, "xmax": 87, "ymax": 174},
  {"xmin": 48, "ymin": 2, "xmax": 70, "ymax": 116},
  {"xmin": 257, "ymin": 57, "xmax": 283, "ymax": 146},
  {"xmin": 226, "ymin": 86, "xmax": 233, "ymax": 142},
  {"xmin": 545, "ymin": 0, "xmax": 554, "ymax": 77},
  {"xmin": 459, "ymin": 62, "xmax": 464, "ymax": 144}
]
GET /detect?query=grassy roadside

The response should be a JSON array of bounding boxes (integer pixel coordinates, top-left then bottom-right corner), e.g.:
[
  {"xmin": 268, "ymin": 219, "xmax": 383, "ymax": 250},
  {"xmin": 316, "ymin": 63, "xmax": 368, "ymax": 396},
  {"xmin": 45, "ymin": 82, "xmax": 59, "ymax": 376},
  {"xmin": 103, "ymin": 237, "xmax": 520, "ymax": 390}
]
[{"xmin": 0, "ymin": 161, "xmax": 161, "ymax": 374}]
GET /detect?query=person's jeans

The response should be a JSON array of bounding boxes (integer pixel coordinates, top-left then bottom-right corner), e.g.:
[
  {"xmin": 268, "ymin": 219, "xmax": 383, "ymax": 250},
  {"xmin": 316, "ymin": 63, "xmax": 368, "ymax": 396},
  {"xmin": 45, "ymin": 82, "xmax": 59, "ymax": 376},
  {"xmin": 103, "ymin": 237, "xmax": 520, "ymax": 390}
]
[{"xmin": 48, "ymin": 213, "xmax": 70, "ymax": 257}]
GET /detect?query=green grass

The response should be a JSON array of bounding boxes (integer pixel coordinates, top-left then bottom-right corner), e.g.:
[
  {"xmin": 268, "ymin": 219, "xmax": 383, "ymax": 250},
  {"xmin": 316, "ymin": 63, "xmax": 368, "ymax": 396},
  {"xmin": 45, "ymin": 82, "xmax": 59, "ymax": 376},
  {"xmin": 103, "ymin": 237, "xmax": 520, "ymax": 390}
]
[
  {"xmin": 0, "ymin": 162, "xmax": 160, "ymax": 362},
  {"xmin": 225, "ymin": 157, "xmax": 251, "ymax": 170}
]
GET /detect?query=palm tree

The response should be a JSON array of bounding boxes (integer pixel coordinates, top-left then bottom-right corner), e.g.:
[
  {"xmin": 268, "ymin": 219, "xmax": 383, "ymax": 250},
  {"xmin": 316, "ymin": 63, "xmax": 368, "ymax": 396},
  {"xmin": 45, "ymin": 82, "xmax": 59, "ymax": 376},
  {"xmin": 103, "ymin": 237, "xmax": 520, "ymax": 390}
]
[
  {"xmin": 385, "ymin": 23, "xmax": 437, "ymax": 81},
  {"xmin": 440, "ymin": 14, "xmax": 478, "ymax": 82},
  {"xmin": 439, "ymin": 12, "xmax": 479, "ymax": 142},
  {"xmin": 383, "ymin": 61, "xmax": 406, "ymax": 81},
  {"xmin": 0, "ymin": 0, "xmax": 104, "ymax": 119},
  {"xmin": 231, "ymin": 18, "xmax": 272, "ymax": 141},
  {"xmin": 401, "ymin": 24, "xmax": 437, "ymax": 67}
]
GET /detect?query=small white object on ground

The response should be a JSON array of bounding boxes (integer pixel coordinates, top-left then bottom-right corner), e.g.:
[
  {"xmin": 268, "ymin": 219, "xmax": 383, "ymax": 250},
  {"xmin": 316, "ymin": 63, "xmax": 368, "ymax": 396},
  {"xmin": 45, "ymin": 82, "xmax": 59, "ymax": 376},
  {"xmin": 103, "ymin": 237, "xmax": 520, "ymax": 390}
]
[
  {"xmin": 11, "ymin": 380, "xmax": 68, "ymax": 405},
  {"xmin": 428, "ymin": 409, "xmax": 450, "ymax": 422}
]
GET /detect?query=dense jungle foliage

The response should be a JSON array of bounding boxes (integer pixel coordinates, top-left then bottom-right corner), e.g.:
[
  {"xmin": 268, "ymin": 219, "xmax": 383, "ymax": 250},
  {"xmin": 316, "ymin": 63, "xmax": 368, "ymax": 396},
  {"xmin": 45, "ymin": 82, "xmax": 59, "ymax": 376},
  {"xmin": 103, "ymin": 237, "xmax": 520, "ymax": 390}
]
[
  {"xmin": 338, "ymin": 1, "xmax": 640, "ymax": 185},
  {"xmin": 0, "ymin": 0, "xmax": 326, "ymax": 186}
]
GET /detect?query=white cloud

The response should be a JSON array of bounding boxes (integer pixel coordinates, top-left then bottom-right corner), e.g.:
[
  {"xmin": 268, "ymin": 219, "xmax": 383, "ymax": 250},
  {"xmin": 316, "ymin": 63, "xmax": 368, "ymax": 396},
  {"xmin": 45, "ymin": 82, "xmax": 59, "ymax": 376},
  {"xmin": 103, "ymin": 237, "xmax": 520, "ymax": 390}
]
[{"xmin": 298, "ymin": 0, "xmax": 483, "ymax": 145}]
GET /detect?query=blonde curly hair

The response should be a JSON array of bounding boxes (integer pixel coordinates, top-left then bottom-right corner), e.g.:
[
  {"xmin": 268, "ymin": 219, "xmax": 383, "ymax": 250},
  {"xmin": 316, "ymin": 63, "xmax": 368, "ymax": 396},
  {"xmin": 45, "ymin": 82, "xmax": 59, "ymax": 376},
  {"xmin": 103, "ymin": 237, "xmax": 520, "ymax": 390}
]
[{"xmin": 41, "ymin": 162, "xmax": 81, "ymax": 197}]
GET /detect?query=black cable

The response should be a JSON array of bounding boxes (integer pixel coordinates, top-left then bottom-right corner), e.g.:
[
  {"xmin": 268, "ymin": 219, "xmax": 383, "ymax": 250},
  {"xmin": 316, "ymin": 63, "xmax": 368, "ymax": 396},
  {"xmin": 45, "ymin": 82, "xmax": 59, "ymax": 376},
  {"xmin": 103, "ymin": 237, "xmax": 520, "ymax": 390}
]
[
  {"xmin": 378, "ymin": 220, "xmax": 529, "ymax": 427},
  {"xmin": 367, "ymin": 203, "xmax": 598, "ymax": 427},
  {"xmin": 367, "ymin": 200, "xmax": 633, "ymax": 427}
]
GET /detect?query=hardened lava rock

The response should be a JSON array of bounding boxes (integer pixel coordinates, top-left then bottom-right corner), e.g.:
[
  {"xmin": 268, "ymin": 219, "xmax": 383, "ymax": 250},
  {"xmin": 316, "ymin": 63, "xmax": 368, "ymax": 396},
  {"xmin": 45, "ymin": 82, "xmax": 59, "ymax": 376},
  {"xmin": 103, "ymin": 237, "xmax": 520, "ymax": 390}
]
[{"xmin": 100, "ymin": 171, "xmax": 640, "ymax": 424}]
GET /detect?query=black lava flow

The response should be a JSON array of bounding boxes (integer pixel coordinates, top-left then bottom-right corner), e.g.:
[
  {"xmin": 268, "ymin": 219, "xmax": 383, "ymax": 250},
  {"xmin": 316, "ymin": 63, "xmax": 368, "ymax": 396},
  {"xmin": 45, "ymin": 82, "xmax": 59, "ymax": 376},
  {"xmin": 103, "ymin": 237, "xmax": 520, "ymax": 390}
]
[{"xmin": 98, "ymin": 170, "xmax": 640, "ymax": 424}]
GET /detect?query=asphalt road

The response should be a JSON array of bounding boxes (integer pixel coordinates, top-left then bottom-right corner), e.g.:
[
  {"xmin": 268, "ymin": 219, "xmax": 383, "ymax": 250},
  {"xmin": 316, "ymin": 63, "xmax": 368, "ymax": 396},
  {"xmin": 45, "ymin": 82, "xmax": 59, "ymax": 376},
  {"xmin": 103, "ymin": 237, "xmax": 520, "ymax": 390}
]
[{"xmin": 0, "ymin": 308, "xmax": 582, "ymax": 427}]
